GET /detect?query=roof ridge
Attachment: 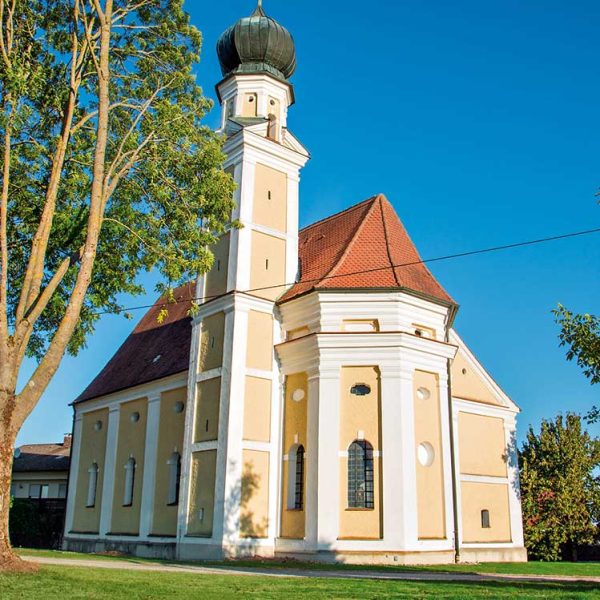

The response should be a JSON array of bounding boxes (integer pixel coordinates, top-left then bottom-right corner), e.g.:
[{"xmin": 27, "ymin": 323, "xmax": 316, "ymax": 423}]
[
  {"xmin": 378, "ymin": 196, "xmax": 402, "ymax": 287},
  {"xmin": 321, "ymin": 195, "xmax": 382, "ymax": 283},
  {"xmin": 299, "ymin": 195, "xmax": 379, "ymax": 234}
]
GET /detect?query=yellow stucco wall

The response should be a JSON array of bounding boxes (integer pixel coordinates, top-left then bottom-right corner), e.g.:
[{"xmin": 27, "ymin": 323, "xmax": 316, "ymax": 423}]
[
  {"xmin": 280, "ymin": 373, "xmax": 308, "ymax": 539},
  {"xmin": 111, "ymin": 398, "xmax": 148, "ymax": 535},
  {"xmin": 458, "ymin": 412, "xmax": 507, "ymax": 477},
  {"xmin": 414, "ymin": 370, "xmax": 446, "ymax": 540},
  {"xmin": 194, "ymin": 377, "xmax": 221, "ymax": 443},
  {"xmin": 243, "ymin": 376, "xmax": 271, "ymax": 442},
  {"xmin": 246, "ymin": 310, "xmax": 273, "ymax": 371},
  {"xmin": 339, "ymin": 366, "xmax": 382, "ymax": 540},
  {"xmin": 72, "ymin": 408, "xmax": 108, "ymax": 533},
  {"xmin": 151, "ymin": 388, "xmax": 186, "ymax": 536},
  {"xmin": 205, "ymin": 233, "xmax": 230, "ymax": 300},
  {"xmin": 249, "ymin": 231, "xmax": 286, "ymax": 300},
  {"xmin": 242, "ymin": 92, "xmax": 257, "ymax": 117},
  {"xmin": 461, "ymin": 481, "xmax": 512, "ymax": 543},
  {"xmin": 452, "ymin": 350, "xmax": 501, "ymax": 405},
  {"xmin": 240, "ymin": 449, "xmax": 270, "ymax": 539},
  {"xmin": 252, "ymin": 163, "xmax": 287, "ymax": 233},
  {"xmin": 198, "ymin": 312, "xmax": 225, "ymax": 373},
  {"xmin": 187, "ymin": 450, "xmax": 217, "ymax": 537}
]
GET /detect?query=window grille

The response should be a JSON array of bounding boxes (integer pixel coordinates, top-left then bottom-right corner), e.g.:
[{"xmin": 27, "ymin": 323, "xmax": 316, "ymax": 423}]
[
  {"xmin": 123, "ymin": 457, "xmax": 136, "ymax": 507},
  {"xmin": 86, "ymin": 463, "xmax": 98, "ymax": 507},
  {"xmin": 294, "ymin": 445, "xmax": 305, "ymax": 510},
  {"xmin": 481, "ymin": 509, "xmax": 491, "ymax": 528},
  {"xmin": 348, "ymin": 440, "xmax": 374, "ymax": 509},
  {"xmin": 167, "ymin": 452, "xmax": 182, "ymax": 506}
]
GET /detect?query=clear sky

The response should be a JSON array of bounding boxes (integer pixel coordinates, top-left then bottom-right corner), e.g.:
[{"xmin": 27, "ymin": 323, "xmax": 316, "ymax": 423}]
[{"xmin": 17, "ymin": 0, "xmax": 599, "ymax": 446}]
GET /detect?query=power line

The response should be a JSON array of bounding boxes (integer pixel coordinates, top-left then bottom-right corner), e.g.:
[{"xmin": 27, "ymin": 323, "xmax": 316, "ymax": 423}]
[{"xmin": 94, "ymin": 226, "xmax": 600, "ymax": 316}]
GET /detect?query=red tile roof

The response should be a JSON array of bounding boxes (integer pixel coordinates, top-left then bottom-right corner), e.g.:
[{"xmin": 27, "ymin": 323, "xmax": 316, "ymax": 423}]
[
  {"xmin": 280, "ymin": 194, "xmax": 454, "ymax": 305},
  {"xmin": 76, "ymin": 195, "xmax": 453, "ymax": 403},
  {"xmin": 75, "ymin": 283, "xmax": 195, "ymax": 403}
]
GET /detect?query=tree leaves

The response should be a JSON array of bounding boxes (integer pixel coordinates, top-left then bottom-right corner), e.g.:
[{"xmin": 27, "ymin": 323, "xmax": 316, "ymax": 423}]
[{"xmin": 519, "ymin": 413, "xmax": 600, "ymax": 561}]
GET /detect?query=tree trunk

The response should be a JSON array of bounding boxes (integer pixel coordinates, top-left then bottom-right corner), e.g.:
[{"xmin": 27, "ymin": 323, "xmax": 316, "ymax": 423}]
[{"xmin": 0, "ymin": 393, "xmax": 37, "ymax": 572}]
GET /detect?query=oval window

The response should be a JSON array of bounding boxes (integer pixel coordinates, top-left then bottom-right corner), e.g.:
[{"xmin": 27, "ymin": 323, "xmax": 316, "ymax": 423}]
[
  {"xmin": 416, "ymin": 387, "xmax": 431, "ymax": 401},
  {"xmin": 292, "ymin": 389, "xmax": 305, "ymax": 402},
  {"xmin": 130, "ymin": 412, "xmax": 140, "ymax": 423},
  {"xmin": 173, "ymin": 401, "xmax": 185, "ymax": 414},
  {"xmin": 93, "ymin": 420, "xmax": 103, "ymax": 432},
  {"xmin": 418, "ymin": 442, "xmax": 435, "ymax": 467},
  {"xmin": 350, "ymin": 384, "xmax": 371, "ymax": 396}
]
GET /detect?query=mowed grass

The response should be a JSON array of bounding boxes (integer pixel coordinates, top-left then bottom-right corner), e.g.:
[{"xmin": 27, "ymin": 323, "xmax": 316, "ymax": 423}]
[
  {"xmin": 1, "ymin": 564, "xmax": 600, "ymax": 599},
  {"xmin": 16, "ymin": 547, "xmax": 600, "ymax": 577}
]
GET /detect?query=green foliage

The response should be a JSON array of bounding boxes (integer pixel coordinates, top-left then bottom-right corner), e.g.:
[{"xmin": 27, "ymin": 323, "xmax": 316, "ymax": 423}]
[
  {"xmin": 1, "ymin": 0, "xmax": 236, "ymax": 359},
  {"xmin": 519, "ymin": 413, "xmax": 600, "ymax": 561},
  {"xmin": 553, "ymin": 305, "xmax": 600, "ymax": 386}
]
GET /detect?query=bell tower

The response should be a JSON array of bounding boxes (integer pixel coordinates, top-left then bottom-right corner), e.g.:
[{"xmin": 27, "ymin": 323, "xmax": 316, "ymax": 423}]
[{"xmin": 177, "ymin": 2, "xmax": 309, "ymax": 558}]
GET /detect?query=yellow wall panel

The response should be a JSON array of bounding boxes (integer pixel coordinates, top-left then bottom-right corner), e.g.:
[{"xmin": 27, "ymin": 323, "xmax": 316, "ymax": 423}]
[
  {"xmin": 194, "ymin": 377, "xmax": 221, "ymax": 443},
  {"xmin": 240, "ymin": 449, "xmax": 270, "ymax": 538},
  {"xmin": 187, "ymin": 450, "xmax": 217, "ymax": 537},
  {"xmin": 249, "ymin": 231, "xmax": 286, "ymax": 300},
  {"xmin": 252, "ymin": 163, "xmax": 287, "ymax": 232},
  {"xmin": 246, "ymin": 311, "xmax": 273, "ymax": 371},
  {"xmin": 461, "ymin": 481, "xmax": 512, "ymax": 543},
  {"xmin": 244, "ymin": 376, "xmax": 271, "ymax": 442},
  {"xmin": 151, "ymin": 388, "xmax": 186, "ymax": 536},
  {"xmin": 72, "ymin": 408, "xmax": 108, "ymax": 533},
  {"xmin": 198, "ymin": 312, "xmax": 225, "ymax": 373},
  {"xmin": 111, "ymin": 398, "xmax": 148, "ymax": 535},
  {"xmin": 459, "ymin": 412, "xmax": 507, "ymax": 477}
]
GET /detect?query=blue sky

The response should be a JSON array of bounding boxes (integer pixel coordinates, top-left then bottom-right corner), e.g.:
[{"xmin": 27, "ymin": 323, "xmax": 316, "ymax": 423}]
[{"xmin": 17, "ymin": 0, "xmax": 599, "ymax": 446}]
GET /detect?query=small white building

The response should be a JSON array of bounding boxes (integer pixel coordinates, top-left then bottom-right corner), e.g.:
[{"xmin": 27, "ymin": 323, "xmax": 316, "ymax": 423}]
[
  {"xmin": 63, "ymin": 3, "xmax": 526, "ymax": 565},
  {"xmin": 11, "ymin": 437, "xmax": 71, "ymax": 500}
]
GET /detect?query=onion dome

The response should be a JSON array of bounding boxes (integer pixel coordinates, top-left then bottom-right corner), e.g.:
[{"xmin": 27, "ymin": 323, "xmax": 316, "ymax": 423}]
[{"xmin": 216, "ymin": 1, "xmax": 296, "ymax": 81}]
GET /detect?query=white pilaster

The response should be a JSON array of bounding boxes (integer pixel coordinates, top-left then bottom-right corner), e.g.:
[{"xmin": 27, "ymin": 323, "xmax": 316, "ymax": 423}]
[
  {"xmin": 304, "ymin": 372, "xmax": 319, "ymax": 548},
  {"xmin": 438, "ymin": 371, "xmax": 455, "ymax": 544},
  {"xmin": 398, "ymin": 367, "xmax": 418, "ymax": 548},
  {"xmin": 64, "ymin": 414, "xmax": 83, "ymax": 536},
  {"xmin": 380, "ymin": 367, "xmax": 403, "ymax": 548},
  {"xmin": 99, "ymin": 405, "xmax": 120, "ymax": 536},
  {"xmin": 505, "ymin": 417, "xmax": 524, "ymax": 546},
  {"xmin": 139, "ymin": 394, "xmax": 161, "ymax": 537},
  {"xmin": 316, "ymin": 368, "xmax": 340, "ymax": 549},
  {"xmin": 216, "ymin": 305, "xmax": 248, "ymax": 545}
]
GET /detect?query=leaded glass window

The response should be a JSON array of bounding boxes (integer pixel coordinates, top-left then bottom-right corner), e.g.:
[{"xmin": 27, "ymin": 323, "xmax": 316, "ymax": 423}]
[
  {"xmin": 294, "ymin": 445, "xmax": 304, "ymax": 510},
  {"xmin": 348, "ymin": 440, "xmax": 374, "ymax": 509}
]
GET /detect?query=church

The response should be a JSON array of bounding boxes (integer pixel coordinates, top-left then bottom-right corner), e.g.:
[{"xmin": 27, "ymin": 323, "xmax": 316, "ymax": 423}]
[{"xmin": 63, "ymin": 3, "xmax": 526, "ymax": 565}]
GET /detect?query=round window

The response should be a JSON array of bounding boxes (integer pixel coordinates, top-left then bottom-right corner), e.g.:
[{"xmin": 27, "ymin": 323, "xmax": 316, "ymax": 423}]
[
  {"xmin": 173, "ymin": 401, "xmax": 185, "ymax": 414},
  {"xmin": 130, "ymin": 412, "xmax": 140, "ymax": 423},
  {"xmin": 94, "ymin": 420, "xmax": 103, "ymax": 432},
  {"xmin": 418, "ymin": 442, "xmax": 435, "ymax": 467},
  {"xmin": 292, "ymin": 389, "xmax": 305, "ymax": 402},
  {"xmin": 416, "ymin": 387, "xmax": 431, "ymax": 401}
]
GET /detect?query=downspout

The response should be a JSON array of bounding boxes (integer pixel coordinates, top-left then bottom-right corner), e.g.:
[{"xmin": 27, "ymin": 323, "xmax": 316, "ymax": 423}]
[{"xmin": 445, "ymin": 305, "xmax": 460, "ymax": 563}]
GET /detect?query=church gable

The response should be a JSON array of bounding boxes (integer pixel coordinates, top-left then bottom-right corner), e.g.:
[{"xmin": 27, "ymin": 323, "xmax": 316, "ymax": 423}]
[{"xmin": 450, "ymin": 330, "xmax": 518, "ymax": 411}]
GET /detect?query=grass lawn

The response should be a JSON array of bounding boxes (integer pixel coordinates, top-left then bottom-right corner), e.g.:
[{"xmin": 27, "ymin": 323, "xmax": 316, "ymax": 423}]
[
  {"xmin": 1, "ymin": 564, "xmax": 600, "ymax": 599},
  {"xmin": 16, "ymin": 547, "xmax": 600, "ymax": 577}
]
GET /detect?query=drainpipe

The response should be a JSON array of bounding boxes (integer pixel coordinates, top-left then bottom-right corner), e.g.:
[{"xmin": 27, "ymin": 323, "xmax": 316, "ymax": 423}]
[{"xmin": 445, "ymin": 306, "xmax": 460, "ymax": 563}]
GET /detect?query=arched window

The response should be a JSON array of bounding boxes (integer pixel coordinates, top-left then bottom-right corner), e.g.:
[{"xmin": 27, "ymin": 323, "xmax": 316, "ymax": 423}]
[
  {"xmin": 481, "ymin": 509, "xmax": 491, "ymax": 528},
  {"xmin": 123, "ymin": 457, "xmax": 136, "ymax": 507},
  {"xmin": 86, "ymin": 463, "xmax": 98, "ymax": 508},
  {"xmin": 294, "ymin": 445, "xmax": 305, "ymax": 510},
  {"xmin": 167, "ymin": 451, "xmax": 181, "ymax": 506},
  {"xmin": 287, "ymin": 444, "xmax": 305, "ymax": 510},
  {"xmin": 348, "ymin": 440, "xmax": 374, "ymax": 509}
]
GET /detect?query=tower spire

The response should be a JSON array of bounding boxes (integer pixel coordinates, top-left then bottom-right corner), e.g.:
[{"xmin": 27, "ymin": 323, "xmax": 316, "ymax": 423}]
[{"xmin": 252, "ymin": 0, "xmax": 265, "ymax": 17}]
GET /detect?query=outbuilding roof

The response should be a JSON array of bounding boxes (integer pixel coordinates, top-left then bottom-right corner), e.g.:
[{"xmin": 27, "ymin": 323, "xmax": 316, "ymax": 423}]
[
  {"xmin": 280, "ymin": 194, "xmax": 454, "ymax": 305},
  {"xmin": 13, "ymin": 440, "xmax": 71, "ymax": 473}
]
